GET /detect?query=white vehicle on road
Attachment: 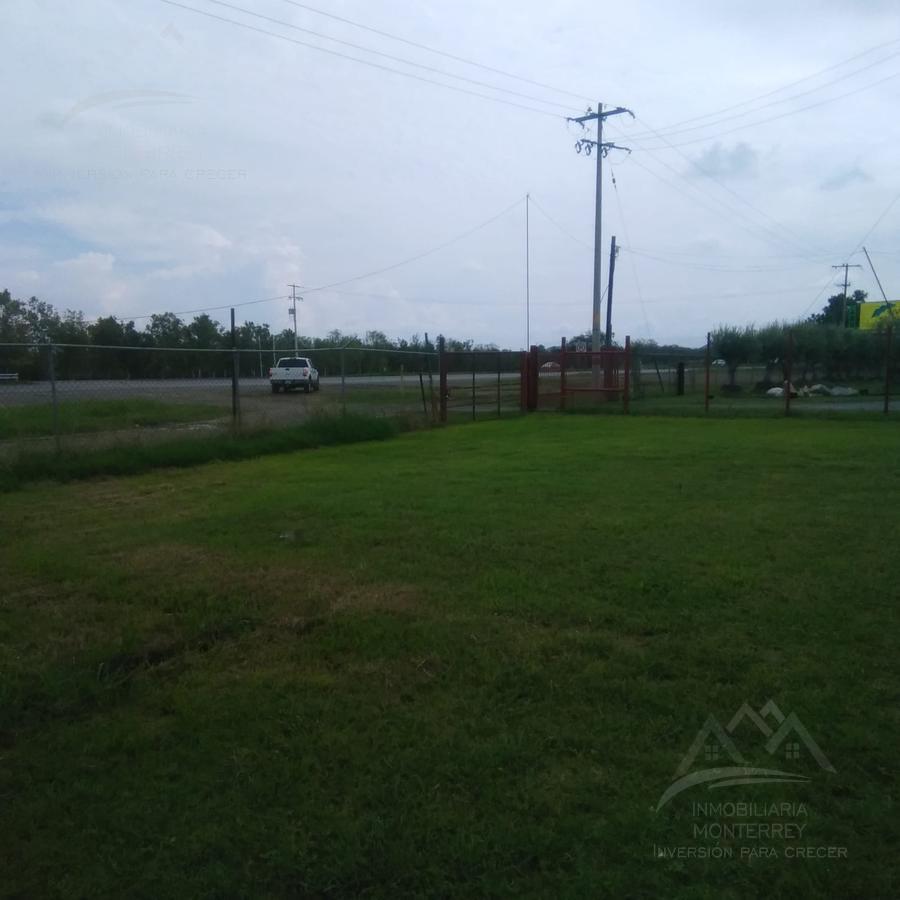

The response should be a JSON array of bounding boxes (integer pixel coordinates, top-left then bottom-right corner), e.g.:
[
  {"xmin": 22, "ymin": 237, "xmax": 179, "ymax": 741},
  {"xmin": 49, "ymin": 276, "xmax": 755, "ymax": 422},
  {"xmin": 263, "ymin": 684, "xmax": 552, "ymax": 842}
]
[{"xmin": 269, "ymin": 357, "xmax": 320, "ymax": 393}]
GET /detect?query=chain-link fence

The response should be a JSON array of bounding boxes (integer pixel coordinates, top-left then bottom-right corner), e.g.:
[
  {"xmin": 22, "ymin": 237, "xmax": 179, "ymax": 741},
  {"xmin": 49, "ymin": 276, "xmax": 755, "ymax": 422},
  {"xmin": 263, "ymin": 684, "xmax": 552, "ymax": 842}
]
[
  {"xmin": 0, "ymin": 342, "xmax": 442, "ymax": 457},
  {"xmin": 438, "ymin": 350, "xmax": 525, "ymax": 422},
  {"xmin": 630, "ymin": 327, "xmax": 896, "ymax": 417},
  {"xmin": 2, "ymin": 326, "xmax": 895, "ymax": 459}
]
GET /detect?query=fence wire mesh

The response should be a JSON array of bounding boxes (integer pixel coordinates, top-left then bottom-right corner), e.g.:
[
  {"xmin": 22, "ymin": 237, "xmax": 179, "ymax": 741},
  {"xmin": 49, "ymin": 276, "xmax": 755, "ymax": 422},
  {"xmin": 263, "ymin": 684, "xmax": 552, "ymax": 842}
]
[
  {"xmin": 0, "ymin": 343, "xmax": 442, "ymax": 457},
  {"xmin": 1, "ymin": 326, "xmax": 896, "ymax": 460}
]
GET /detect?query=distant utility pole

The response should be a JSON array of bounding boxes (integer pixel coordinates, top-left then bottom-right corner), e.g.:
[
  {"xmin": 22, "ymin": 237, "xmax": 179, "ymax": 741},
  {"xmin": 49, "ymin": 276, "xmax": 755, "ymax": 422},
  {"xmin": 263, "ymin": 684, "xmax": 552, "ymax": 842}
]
[
  {"xmin": 567, "ymin": 102, "xmax": 633, "ymax": 359},
  {"xmin": 288, "ymin": 283, "xmax": 302, "ymax": 353},
  {"xmin": 605, "ymin": 235, "xmax": 618, "ymax": 347},
  {"xmin": 525, "ymin": 193, "xmax": 531, "ymax": 349},
  {"xmin": 832, "ymin": 263, "xmax": 862, "ymax": 327}
]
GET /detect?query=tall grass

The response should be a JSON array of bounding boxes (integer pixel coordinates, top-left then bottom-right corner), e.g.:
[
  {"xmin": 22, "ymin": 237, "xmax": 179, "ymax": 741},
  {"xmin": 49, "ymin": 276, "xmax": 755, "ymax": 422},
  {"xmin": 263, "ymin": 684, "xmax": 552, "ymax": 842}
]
[{"xmin": 0, "ymin": 413, "xmax": 404, "ymax": 491}]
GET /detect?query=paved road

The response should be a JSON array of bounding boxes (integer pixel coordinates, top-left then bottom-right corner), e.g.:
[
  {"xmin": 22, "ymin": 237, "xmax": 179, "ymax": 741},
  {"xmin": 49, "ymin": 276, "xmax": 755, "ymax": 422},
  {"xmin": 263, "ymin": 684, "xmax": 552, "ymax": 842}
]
[{"xmin": 0, "ymin": 373, "xmax": 518, "ymax": 406}]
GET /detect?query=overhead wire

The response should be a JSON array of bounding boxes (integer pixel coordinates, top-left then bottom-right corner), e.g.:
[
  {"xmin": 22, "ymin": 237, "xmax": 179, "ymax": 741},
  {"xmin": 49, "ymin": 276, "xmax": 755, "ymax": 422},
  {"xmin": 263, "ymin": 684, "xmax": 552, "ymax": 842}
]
[
  {"xmin": 527, "ymin": 195, "xmax": 593, "ymax": 252},
  {"xmin": 616, "ymin": 149, "xmax": 815, "ymax": 255},
  {"xmin": 275, "ymin": 0, "xmax": 595, "ymax": 103},
  {"xmin": 626, "ymin": 116, "xmax": 825, "ymax": 259},
  {"xmin": 625, "ymin": 42, "xmax": 900, "ymax": 142},
  {"xmin": 155, "ymin": 0, "xmax": 570, "ymax": 118},
  {"xmin": 630, "ymin": 69, "xmax": 900, "ymax": 150},
  {"xmin": 608, "ymin": 162, "xmax": 652, "ymax": 336},
  {"xmin": 198, "ymin": 0, "xmax": 578, "ymax": 112},
  {"xmin": 103, "ymin": 294, "xmax": 290, "ymax": 324},
  {"xmin": 620, "ymin": 247, "xmax": 817, "ymax": 273},
  {"xmin": 796, "ymin": 190, "xmax": 900, "ymax": 319},
  {"xmin": 301, "ymin": 196, "xmax": 526, "ymax": 293}
]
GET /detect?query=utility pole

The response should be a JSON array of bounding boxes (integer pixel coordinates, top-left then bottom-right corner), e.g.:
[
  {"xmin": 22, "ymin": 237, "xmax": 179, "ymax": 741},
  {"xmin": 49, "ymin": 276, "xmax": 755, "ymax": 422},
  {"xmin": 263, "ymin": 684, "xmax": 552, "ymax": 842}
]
[
  {"xmin": 288, "ymin": 283, "xmax": 302, "ymax": 354},
  {"xmin": 525, "ymin": 193, "xmax": 531, "ymax": 349},
  {"xmin": 605, "ymin": 235, "xmax": 618, "ymax": 347},
  {"xmin": 832, "ymin": 263, "xmax": 862, "ymax": 327},
  {"xmin": 567, "ymin": 103, "xmax": 633, "ymax": 378},
  {"xmin": 862, "ymin": 246, "xmax": 891, "ymax": 303}
]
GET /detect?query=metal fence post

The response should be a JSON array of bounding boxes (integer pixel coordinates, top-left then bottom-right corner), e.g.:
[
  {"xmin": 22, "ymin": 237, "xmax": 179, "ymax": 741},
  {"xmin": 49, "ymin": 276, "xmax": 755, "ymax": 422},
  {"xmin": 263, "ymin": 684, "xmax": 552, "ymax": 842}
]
[
  {"xmin": 704, "ymin": 332, "xmax": 711, "ymax": 414},
  {"xmin": 230, "ymin": 308, "xmax": 240, "ymax": 429},
  {"xmin": 560, "ymin": 337, "xmax": 567, "ymax": 411},
  {"xmin": 471, "ymin": 364, "xmax": 476, "ymax": 421},
  {"xmin": 623, "ymin": 336, "xmax": 631, "ymax": 414},
  {"xmin": 528, "ymin": 345, "xmax": 539, "ymax": 411},
  {"xmin": 519, "ymin": 352, "xmax": 527, "ymax": 412},
  {"xmin": 884, "ymin": 325, "xmax": 893, "ymax": 416},
  {"xmin": 419, "ymin": 369, "xmax": 428, "ymax": 418},
  {"xmin": 438, "ymin": 337, "xmax": 447, "ymax": 424},
  {"xmin": 784, "ymin": 329, "xmax": 793, "ymax": 417},
  {"xmin": 496, "ymin": 352, "xmax": 502, "ymax": 418},
  {"xmin": 47, "ymin": 343, "xmax": 60, "ymax": 453},
  {"xmin": 340, "ymin": 347, "xmax": 346, "ymax": 415}
]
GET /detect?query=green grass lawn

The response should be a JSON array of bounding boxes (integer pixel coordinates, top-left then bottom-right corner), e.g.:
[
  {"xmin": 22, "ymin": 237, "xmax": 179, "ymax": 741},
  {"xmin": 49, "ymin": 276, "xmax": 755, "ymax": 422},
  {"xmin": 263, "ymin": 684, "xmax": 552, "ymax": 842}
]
[
  {"xmin": 1, "ymin": 416, "xmax": 898, "ymax": 898},
  {"xmin": 0, "ymin": 398, "xmax": 222, "ymax": 439}
]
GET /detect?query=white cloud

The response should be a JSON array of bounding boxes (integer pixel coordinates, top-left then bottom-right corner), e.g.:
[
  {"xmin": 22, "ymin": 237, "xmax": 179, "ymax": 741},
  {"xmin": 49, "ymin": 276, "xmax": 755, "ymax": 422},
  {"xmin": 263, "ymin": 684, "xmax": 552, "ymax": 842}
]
[
  {"xmin": 1, "ymin": 0, "xmax": 899, "ymax": 346},
  {"xmin": 689, "ymin": 143, "xmax": 759, "ymax": 180}
]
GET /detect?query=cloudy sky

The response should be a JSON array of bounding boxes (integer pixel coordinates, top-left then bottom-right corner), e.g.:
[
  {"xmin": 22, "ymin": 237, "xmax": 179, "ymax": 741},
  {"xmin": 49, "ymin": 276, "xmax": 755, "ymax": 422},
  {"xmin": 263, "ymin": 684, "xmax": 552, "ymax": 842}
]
[{"xmin": 2, "ymin": 0, "xmax": 900, "ymax": 347}]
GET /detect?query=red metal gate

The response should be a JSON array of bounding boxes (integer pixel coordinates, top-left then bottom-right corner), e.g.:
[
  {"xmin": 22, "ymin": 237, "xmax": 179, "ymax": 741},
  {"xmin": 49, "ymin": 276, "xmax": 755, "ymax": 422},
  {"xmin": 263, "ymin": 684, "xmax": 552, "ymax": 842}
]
[{"xmin": 523, "ymin": 337, "xmax": 631, "ymax": 413}]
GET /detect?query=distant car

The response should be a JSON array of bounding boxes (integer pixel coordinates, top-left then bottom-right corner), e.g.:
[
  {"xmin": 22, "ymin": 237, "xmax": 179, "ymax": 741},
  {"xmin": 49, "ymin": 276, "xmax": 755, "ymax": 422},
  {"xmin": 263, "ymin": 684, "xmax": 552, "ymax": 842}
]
[
  {"xmin": 712, "ymin": 358, "xmax": 727, "ymax": 367},
  {"xmin": 269, "ymin": 357, "xmax": 320, "ymax": 393}
]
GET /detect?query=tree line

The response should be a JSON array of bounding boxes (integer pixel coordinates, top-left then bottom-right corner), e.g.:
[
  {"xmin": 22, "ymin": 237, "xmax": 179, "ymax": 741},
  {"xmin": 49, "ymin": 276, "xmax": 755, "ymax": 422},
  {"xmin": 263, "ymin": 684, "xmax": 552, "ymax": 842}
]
[
  {"xmin": 0, "ymin": 289, "xmax": 499, "ymax": 380},
  {"xmin": 710, "ymin": 291, "xmax": 897, "ymax": 387}
]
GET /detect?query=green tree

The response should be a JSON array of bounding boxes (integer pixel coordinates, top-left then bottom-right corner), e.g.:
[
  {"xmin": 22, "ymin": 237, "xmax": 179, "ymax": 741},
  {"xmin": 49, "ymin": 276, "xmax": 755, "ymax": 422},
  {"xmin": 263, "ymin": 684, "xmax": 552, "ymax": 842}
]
[
  {"xmin": 712, "ymin": 325, "xmax": 758, "ymax": 388},
  {"xmin": 811, "ymin": 290, "xmax": 866, "ymax": 326}
]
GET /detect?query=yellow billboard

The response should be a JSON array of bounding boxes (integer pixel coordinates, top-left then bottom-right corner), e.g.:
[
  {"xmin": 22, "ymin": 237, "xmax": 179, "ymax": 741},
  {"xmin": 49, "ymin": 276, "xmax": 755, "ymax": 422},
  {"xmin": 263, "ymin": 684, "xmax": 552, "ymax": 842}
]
[{"xmin": 858, "ymin": 301, "xmax": 900, "ymax": 330}]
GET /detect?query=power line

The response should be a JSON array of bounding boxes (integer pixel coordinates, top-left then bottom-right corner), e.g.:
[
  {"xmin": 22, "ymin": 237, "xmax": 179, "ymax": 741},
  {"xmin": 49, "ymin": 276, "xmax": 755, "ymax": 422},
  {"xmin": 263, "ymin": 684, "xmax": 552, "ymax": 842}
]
[
  {"xmin": 113, "ymin": 197, "xmax": 528, "ymax": 322},
  {"xmin": 797, "ymin": 272, "xmax": 842, "ymax": 320},
  {"xmin": 620, "ymin": 244, "xmax": 837, "ymax": 261},
  {"xmin": 89, "ymin": 294, "xmax": 290, "ymax": 324},
  {"xmin": 625, "ymin": 116, "xmax": 824, "ymax": 259},
  {"xmin": 155, "ymin": 0, "xmax": 569, "ymax": 119},
  {"xmin": 199, "ymin": 0, "xmax": 577, "ymax": 112},
  {"xmin": 302, "ymin": 196, "xmax": 527, "ymax": 293},
  {"xmin": 794, "ymin": 188, "xmax": 900, "ymax": 320},
  {"xmin": 848, "ymin": 187, "xmax": 900, "ymax": 253},
  {"xmin": 631, "ymin": 69, "xmax": 900, "ymax": 150},
  {"xmin": 608, "ymin": 162, "xmax": 651, "ymax": 336},
  {"xmin": 325, "ymin": 287, "xmax": 590, "ymax": 309},
  {"xmin": 625, "ymin": 43, "xmax": 900, "ymax": 142},
  {"xmin": 620, "ymin": 247, "xmax": 815, "ymax": 273},
  {"xmin": 618, "ymin": 142, "xmax": 819, "ymax": 256},
  {"xmin": 528, "ymin": 195, "xmax": 593, "ymax": 251},
  {"xmin": 276, "ymin": 0, "xmax": 595, "ymax": 104}
]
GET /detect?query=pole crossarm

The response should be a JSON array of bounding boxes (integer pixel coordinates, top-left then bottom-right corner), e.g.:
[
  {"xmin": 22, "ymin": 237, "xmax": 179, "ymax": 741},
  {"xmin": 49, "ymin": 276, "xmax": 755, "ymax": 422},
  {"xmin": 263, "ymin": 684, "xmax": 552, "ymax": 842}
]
[
  {"xmin": 567, "ymin": 105, "xmax": 634, "ymax": 124},
  {"xmin": 574, "ymin": 139, "xmax": 632, "ymax": 156}
]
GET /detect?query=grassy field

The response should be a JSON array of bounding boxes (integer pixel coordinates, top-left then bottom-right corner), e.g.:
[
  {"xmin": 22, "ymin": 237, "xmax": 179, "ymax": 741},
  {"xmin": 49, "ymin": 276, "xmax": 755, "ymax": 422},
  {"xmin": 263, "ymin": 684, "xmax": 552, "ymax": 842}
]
[
  {"xmin": 1, "ymin": 416, "xmax": 898, "ymax": 898},
  {"xmin": 0, "ymin": 398, "xmax": 222, "ymax": 439}
]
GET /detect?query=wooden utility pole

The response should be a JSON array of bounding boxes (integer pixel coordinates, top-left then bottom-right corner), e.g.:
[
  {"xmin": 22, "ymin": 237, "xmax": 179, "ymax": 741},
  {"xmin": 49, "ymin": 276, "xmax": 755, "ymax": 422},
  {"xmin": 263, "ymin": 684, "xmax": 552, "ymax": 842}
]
[
  {"xmin": 832, "ymin": 263, "xmax": 861, "ymax": 327},
  {"xmin": 288, "ymin": 283, "xmax": 302, "ymax": 353},
  {"xmin": 525, "ymin": 193, "xmax": 531, "ymax": 349},
  {"xmin": 566, "ymin": 103, "xmax": 633, "ymax": 374},
  {"xmin": 605, "ymin": 235, "xmax": 618, "ymax": 347}
]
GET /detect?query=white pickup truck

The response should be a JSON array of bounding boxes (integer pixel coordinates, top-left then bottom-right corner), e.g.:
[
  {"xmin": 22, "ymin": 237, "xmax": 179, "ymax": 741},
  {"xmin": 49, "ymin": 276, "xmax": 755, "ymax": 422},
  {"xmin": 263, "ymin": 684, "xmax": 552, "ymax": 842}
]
[{"xmin": 269, "ymin": 357, "xmax": 320, "ymax": 393}]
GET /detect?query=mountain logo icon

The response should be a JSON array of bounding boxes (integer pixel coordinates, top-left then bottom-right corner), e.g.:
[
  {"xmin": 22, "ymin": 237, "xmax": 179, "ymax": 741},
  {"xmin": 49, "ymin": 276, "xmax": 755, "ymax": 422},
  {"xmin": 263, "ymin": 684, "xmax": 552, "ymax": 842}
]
[{"xmin": 655, "ymin": 700, "xmax": 835, "ymax": 812}]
